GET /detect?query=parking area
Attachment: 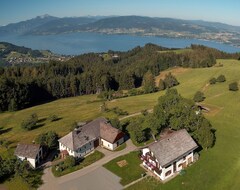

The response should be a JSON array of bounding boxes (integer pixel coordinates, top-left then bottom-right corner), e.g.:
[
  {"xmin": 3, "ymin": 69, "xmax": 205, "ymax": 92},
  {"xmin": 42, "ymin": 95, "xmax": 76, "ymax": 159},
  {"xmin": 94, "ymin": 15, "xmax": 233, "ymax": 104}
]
[{"xmin": 58, "ymin": 167, "xmax": 123, "ymax": 190}]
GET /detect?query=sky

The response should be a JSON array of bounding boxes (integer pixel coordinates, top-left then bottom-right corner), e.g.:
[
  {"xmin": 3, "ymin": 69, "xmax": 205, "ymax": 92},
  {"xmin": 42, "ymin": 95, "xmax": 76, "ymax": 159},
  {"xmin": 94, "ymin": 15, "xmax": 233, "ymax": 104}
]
[{"xmin": 1, "ymin": 0, "xmax": 240, "ymax": 26}]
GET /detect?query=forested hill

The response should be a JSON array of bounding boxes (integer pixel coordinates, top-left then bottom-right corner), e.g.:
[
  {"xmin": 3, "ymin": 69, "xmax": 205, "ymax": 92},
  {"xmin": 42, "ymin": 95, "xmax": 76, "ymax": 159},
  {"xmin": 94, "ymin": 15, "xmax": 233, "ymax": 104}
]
[
  {"xmin": 0, "ymin": 42, "xmax": 44, "ymax": 59},
  {"xmin": 0, "ymin": 43, "xmax": 239, "ymax": 112}
]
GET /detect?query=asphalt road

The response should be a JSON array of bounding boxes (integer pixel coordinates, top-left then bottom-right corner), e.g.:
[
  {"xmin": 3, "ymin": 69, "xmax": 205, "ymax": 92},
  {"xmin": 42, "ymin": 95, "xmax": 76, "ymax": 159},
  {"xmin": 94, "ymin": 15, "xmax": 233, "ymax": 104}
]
[{"xmin": 58, "ymin": 167, "xmax": 122, "ymax": 190}]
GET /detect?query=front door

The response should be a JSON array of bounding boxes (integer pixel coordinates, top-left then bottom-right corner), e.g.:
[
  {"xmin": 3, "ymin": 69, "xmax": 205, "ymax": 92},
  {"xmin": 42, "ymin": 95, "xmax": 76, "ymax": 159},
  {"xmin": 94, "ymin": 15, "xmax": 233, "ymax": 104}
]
[
  {"xmin": 173, "ymin": 162, "xmax": 176, "ymax": 172},
  {"xmin": 94, "ymin": 139, "xmax": 99, "ymax": 148}
]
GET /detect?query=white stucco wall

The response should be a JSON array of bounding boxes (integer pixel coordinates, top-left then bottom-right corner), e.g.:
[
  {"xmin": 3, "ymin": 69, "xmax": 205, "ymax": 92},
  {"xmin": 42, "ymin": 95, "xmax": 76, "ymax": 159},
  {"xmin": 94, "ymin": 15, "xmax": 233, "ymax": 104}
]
[
  {"xmin": 17, "ymin": 156, "xmax": 36, "ymax": 168},
  {"xmin": 59, "ymin": 141, "xmax": 95, "ymax": 158},
  {"xmin": 142, "ymin": 148, "xmax": 150, "ymax": 156},
  {"xmin": 160, "ymin": 164, "xmax": 174, "ymax": 180},
  {"xmin": 101, "ymin": 139, "xmax": 114, "ymax": 150},
  {"xmin": 101, "ymin": 137, "xmax": 124, "ymax": 150}
]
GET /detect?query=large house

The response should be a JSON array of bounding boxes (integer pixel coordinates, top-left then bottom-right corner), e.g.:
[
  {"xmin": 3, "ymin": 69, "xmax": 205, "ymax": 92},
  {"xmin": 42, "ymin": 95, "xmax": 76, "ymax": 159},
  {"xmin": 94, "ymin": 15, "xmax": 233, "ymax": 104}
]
[
  {"xmin": 59, "ymin": 118, "xmax": 125, "ymax": 158},
  {"xmin": 141, "ymin": 129, "xmax": 198, "ymax": 181},
  {"xmin": 14, "ymin": 144, "xmax": 43, "ymax": 168}
]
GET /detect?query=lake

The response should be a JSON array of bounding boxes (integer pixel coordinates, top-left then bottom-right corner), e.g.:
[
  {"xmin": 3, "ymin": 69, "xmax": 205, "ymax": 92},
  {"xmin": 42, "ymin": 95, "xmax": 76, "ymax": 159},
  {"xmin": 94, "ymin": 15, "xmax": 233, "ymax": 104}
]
[{"xmin": 0, "ymin": 32, "xmax": 240, "ymax": 55}]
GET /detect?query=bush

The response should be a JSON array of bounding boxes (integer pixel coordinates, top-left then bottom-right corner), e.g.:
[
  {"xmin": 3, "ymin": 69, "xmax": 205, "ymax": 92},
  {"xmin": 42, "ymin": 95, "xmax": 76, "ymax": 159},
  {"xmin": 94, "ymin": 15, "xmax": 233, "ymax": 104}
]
[
  {"xmin": 21, "ymin": 113, "xmax": 38, "ymax": 130},
  {"xmin": 64, "ymin": 156, "xmax": 76, "ymax": 169},
  {"xmin": 216, "ymin": 75, "xmax": 226, "ymax": 82},
  {"xmin": 209, "ymin": 77, "xmax": 217, "ymax": 85},
  {"xmin": 164, "ymin": 73, "xmax": 179, "ymax": 88},
  {"xmin": 229, "ymin": 82, "xmax": 239, "ymax": 91},
  {"xmin": 111, "ymin": 107, "xmax": 128, "ymax": 116},
  {"xmin": 158, "ymin": 79, "xmax": 165, "ymax": 91},
  {"xmin": 49, "ymin": 115, "xmax": 59, "ymax": 122},
  {"xmin": 193, "ymin": 91, "xmax": 205, "ymax": 102},
  {"xmin": 141, "ymin": 109, "xmax": 148, "ymax": 116}
]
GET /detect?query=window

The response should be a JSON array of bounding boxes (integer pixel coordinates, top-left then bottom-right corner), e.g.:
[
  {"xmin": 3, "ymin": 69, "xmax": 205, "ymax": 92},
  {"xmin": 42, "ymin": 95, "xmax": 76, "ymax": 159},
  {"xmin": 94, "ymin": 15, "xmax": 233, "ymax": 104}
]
[
  {"xmin": 165, "ymin": 170, "xmax": 172, "ymax": 177},
  {"xmin": 178, "ymin": 163, "xmax": 182, "ymax": 168}
]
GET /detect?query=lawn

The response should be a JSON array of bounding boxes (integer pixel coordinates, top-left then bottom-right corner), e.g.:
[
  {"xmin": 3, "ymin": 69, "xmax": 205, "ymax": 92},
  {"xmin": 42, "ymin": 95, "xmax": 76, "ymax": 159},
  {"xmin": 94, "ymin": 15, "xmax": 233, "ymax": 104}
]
[
  {"xmin": 1, "ymin": 59, "xmax": 240, "ymax": 189},
  {"xmin": 52, "ymin": 150, "xmax": 104, "ymax": 177},
  {"xmin": 103, "ymin": 151, "xmax": 145, "ymax": 186},
  {"xmin": 4, "ymin": 176, "xmax": 31, "ymax": 190}
]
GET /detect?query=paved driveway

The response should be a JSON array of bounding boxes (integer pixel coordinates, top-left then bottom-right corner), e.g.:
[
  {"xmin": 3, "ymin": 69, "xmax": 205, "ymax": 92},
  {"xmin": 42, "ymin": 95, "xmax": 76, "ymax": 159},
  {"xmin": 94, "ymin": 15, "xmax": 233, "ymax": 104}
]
[
  {"xmin": 59, "ymin": 167, "xmax": 122, "ymax": 190},
  {"xmin": 39, "ymin": 139, "xmax": 137, "ymax": 190}
]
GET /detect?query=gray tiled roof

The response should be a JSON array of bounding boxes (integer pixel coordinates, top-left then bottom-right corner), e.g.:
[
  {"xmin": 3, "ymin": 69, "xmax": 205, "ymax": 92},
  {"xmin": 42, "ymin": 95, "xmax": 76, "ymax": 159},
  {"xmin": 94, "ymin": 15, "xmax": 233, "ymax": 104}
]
[
  {"xmin": 149, "ymin": 129, "xmax": 198, "ymax": 167},
  {"xmin": 14, "ymin": 144, "xmax": 41, "ymax": 159},
  {"xmin": 59, "ymin": 117, "xmax": 121, "ymax": 150},
  {"xmin": 100, "ymin": 122, "xmax": 122, "ymax": 143}
]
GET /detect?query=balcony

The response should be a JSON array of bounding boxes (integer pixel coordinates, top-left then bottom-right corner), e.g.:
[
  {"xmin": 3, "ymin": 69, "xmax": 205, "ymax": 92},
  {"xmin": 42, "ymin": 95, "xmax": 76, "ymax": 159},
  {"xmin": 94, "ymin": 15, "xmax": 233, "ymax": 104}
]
[{"xmin": 140, "ymin": 155, "xmax": 162, "ymax": 175}]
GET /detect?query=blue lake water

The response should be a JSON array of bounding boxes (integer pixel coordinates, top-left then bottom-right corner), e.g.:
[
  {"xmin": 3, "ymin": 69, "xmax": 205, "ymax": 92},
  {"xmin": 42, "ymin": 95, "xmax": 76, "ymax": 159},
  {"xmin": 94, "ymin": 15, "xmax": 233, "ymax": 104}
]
[{"xmin": 0, "ymin": 32, "xmax": 240, "ymax": 55}]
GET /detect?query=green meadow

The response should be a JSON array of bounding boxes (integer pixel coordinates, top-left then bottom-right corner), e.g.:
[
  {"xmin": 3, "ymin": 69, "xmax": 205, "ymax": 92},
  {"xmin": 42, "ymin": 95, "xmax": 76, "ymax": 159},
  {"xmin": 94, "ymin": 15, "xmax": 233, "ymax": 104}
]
[{"xmin": 1, "ymin": 59, "xmax": 240, "ymax": 189}]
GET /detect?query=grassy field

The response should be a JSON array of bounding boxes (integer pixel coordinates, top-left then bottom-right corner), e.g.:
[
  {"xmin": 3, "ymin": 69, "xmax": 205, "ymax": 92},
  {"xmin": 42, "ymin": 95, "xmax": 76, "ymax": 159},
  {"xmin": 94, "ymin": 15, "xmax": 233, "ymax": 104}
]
[
  {"xmin": 1, "ymin": 59, "xmax": 240, "ymax": 189},
  {"xmin": 103, "ymin": 151, "xmax": 145, "ymax": 185},
  {"xmin": 4, "ymin": 176, "xmax": 31, "ymax": 190}
]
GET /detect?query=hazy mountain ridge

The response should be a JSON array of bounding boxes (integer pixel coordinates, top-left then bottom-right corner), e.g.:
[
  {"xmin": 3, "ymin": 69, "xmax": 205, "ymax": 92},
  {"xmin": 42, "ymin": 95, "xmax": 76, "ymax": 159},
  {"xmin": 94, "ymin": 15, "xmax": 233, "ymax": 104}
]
[{"xmin": 0, "ymin": 15, "xmax": 240, "ymax": 46}]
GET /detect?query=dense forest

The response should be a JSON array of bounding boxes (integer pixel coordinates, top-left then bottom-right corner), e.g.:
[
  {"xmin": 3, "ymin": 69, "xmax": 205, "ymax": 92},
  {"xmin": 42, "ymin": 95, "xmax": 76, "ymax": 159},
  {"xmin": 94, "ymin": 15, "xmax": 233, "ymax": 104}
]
[{"xmin": 0, "ymin": 43, "xmax": 239, "ymax": 112}]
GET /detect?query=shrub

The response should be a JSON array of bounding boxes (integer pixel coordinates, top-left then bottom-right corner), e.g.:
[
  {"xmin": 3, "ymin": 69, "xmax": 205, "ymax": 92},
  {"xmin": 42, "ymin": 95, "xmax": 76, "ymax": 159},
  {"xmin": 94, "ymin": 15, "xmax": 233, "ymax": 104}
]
[
  {"xmin": 164, "ymin": 73, "xmax": 179, "ymax": 88},
  {"xmin": 229, "ymin": 82, "xmax": 239, "ymax": 91},
  {"xmin": 141, "ymin": 109, "xmax": 148, "ymax": 116},
  {"xmin": 111, "ymin": 107, "xmax": 128, "ymax": 116},
  {"xmin": 64, "ymin": 156, "xmax": 76, "ymax": 169},
  {"xmin": 216, "ymin": 75, "xmax": 226, "ymax": 82},
  {"xmin": 193, "ymin": 91, "xmax": 205, "ymax": 102},
  {"xmin": 21, "ymin": 113, "xmax": 38, "ymax": 130},
  {"xmin": 158, "ymin": 79, "xmax": 165, "ymax": 91},
  {"xmin": 49, "ymin": 115, "xmax": 59, "ymax": 122},
  {"xmin": 209, "ymin": 77, "xmax": 217, "ymax": 85}
]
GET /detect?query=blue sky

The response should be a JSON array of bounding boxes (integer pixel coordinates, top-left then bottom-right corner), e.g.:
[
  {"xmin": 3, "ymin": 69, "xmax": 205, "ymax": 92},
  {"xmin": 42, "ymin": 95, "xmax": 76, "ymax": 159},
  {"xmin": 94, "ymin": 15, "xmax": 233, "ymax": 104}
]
[{"xmin": 1, "ymin": 0, "xmax": 240, "ymax": 26}]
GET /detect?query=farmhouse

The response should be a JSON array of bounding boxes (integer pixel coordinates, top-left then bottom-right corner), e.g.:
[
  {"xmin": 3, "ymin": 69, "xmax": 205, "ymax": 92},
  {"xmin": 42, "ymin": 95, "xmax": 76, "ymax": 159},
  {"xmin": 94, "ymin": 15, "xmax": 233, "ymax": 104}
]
[
  {"xmin": 141, "ymin": 129, "xmax": 198, "ymax": 181},
  {"xmin": 14, "ymin": 144, "xmax": 43, "ymax": 168},
  {"xmin": 58, "ymin": 118, "xmax": 124, "ymax": 158}
]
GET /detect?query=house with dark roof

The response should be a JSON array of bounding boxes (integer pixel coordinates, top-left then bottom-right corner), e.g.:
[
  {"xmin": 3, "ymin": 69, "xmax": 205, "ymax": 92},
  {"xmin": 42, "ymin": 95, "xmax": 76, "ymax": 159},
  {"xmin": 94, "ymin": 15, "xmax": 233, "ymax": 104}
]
[
  {"xmin": 141, "ymin": 129, "xmax": 198, "ymax": 181},
  {"xmin": 14, "ymin": 144, "xmax": 43, "ymax": 168},
  {"xmin": 58, "ymin": 118, "xmax": 124, "ymax": 158}
]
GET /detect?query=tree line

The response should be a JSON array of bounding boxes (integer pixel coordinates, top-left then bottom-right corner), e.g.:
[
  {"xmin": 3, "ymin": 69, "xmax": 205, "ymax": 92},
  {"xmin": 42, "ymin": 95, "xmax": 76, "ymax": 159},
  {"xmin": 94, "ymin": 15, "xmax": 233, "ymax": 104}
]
[{"xmin": 0, "ymin": 43, "xmax": 238, "ymax": 112}]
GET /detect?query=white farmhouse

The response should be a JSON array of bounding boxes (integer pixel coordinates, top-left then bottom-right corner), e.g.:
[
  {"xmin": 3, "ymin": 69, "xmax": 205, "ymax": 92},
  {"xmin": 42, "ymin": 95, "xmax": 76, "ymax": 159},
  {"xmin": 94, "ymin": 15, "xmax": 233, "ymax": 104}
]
[
  {"xmin": 14, "ymin": 144, "xmax": 43, "ymax": 168},
  {"xmin": 58, "ymin": 118, "xmax": 124, "ymax": 158},
  {"xmin": 141, "ymin": 129, "xmax": 198, "ymax": 181}
]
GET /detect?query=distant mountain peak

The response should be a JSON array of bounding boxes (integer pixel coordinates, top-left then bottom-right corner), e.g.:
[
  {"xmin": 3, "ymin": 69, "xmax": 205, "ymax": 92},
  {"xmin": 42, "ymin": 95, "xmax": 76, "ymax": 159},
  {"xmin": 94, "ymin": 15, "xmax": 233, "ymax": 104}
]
[{"xmin": 36, "ymin": 14, "xmax": 52, "ymax": 19}]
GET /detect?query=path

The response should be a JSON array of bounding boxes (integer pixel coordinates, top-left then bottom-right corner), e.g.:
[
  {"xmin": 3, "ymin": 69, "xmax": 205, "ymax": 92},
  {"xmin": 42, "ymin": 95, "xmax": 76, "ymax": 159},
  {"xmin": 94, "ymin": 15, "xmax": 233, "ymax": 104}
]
[
  {"xmin": 39, "ymin": 139, "xmax": 137, "ymax": 190},
  {"xmin": 119, "ymin": 109, "xmax": 153, "ymax": 121}
]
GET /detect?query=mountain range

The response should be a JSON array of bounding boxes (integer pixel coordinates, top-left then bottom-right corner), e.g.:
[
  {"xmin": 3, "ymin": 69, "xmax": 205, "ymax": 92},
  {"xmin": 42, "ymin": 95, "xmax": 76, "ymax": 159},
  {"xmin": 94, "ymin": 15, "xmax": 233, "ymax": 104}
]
[{"xmin": 0, "ymin": 15, "xmax": 240, "ymax": 46}]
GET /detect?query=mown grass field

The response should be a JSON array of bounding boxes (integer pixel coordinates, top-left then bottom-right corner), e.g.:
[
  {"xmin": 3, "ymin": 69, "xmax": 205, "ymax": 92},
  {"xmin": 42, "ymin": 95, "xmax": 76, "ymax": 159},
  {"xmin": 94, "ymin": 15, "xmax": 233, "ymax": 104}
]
[{"xmin": 1, "ymin": 59, "xmax": 240, "ymax": 190}]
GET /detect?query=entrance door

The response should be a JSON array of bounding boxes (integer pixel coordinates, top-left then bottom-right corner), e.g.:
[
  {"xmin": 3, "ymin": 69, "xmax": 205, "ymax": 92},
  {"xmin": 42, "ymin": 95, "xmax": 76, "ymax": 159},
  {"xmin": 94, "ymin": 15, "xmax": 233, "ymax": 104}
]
[
  {"xmin": 173, "ymin": 162, "xmax": 176, "ymax": 172},
  {"xmin": 94, "ymin": 139, "xmax": 99, "ymax": 148}
]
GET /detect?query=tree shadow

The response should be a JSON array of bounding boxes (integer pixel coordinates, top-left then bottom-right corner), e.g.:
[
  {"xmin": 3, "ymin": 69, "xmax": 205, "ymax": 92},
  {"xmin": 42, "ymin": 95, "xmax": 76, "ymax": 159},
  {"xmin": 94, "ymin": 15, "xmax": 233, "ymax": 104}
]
[
  {"xmin": 0, "ymin": 127, "xmax": 12, "ymax": 135},
  {"xmin": 51, "ymin": 117, "xmax": 63, "ymax": 122},
  {"xmin": 32, "ymin": 123, "xmax": 45, "ymax": 130},
  {"xmin": 38, "ymin": 118, "xmax": 47, "ymax": 123}
]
